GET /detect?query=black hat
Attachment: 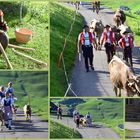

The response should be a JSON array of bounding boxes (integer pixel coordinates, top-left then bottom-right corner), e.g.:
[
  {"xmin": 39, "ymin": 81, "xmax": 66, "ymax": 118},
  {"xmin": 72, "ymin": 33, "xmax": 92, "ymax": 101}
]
[
  {"xmin": 104, "ymin": 24, "xmax": 110, "ymax": 28},
  {"xmin": 123, "ymin": 30, "xmax": 129, "ymax": 34},
  {"xmin": 83, "ymin": 25, "xmax": 89, "ymax": 29}
]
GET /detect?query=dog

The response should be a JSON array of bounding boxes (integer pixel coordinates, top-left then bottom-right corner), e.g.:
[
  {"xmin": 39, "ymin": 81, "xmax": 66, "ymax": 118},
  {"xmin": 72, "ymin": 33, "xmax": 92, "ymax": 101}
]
[{"xmin": 23, "ymin": 104, "xmax": 31, "ymax": 121}]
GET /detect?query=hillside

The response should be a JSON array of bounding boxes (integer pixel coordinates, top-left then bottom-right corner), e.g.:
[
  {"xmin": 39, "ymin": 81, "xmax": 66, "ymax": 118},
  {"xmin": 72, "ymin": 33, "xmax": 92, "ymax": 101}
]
[
  {"xmin": 50, "ymin": 2, "xmax": 83, "ymax": 96},
  {"xmin": 50, "ymin": 120, "xmax": 82, "ymax": 138},
  {"xmin": 0, "ymin": 71, "xmax": 48, "ymax": 120}
]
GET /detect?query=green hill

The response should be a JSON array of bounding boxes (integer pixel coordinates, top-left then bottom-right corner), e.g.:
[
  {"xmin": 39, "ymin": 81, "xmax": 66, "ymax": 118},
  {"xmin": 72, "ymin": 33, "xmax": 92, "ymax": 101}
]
[
  {"xmin": 0, "ymin": 71, "xmax": 48, "ymax": 120},
  {"xmin": 50, "ymin": 120, "xmax": 82, "ymax": 139},
  {"xmin": 50, "ymin": 2, "xmax": 83, "ymax": 96}
]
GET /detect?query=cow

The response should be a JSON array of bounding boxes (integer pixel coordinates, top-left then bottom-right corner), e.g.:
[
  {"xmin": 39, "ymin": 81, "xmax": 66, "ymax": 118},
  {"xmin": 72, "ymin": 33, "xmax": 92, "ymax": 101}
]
[
  {"xmin": 90, "ymin": 19, "xmax": 104, "ymax": 50},
  {"xmin": 109, "ymin": 55, "xmax": 140, "ymax": 97},
  {"xmin": 23, "ymin": 104, "xmax": 31, "ymax": 121},
  {"xmin": 114, "ymin": 9, "xmax": 126, "ymax": 27}
]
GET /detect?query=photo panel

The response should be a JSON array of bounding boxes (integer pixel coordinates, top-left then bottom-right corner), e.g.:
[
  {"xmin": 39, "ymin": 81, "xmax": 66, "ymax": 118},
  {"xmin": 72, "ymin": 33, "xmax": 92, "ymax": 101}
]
[
  {"xmin": 0, "ymin": 0, "xmax": 48, "ymax": 70},
  {"xmin": 0, "ymin": 71, "xmax": 48, "ymax": 139},
  {"xmin": 50, "ymin": 97, "xmax": 124, "ymax": 139}
]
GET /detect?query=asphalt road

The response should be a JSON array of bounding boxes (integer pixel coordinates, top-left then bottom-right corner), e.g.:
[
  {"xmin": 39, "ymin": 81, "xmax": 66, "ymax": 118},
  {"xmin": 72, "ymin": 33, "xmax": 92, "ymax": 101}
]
[
  {"xmin": 52, "ymin": 115, "xmax": 120, "ymax": 139},
  {"xmin": 65, "ymin": 3, "xmax": 140, "ymax": 97},
  {"xmin": 125, "ymin": 122, "xmax": 140, "ymax": 138},
  {"xmin": 0, "ymin": 110, "xmax": 48, "ymax": 138}
]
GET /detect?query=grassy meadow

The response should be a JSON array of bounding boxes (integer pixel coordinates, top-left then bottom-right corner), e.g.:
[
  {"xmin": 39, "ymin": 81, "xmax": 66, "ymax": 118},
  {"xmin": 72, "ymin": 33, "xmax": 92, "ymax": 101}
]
[
  {"xmin": 50, "ymin": 98, "xmax": 124, "ymax": 138},
  {"xmin": 50, "ymin": 2, "xmax": 83, "ymax": 96},
  {"xmin": 50, "ymin": 120, "xmax": 82, "ymax": 138},
  {"xmin": 0, "ymin": 0, "xmax": 48, "ymax": 69},
  {"xmin": 0, "ymin": 71, "xmax": 48, "ymax": 120}
]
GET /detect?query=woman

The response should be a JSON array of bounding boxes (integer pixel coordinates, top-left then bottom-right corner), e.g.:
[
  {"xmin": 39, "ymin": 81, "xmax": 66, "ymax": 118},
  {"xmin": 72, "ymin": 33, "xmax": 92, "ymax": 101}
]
[{"xmin": 1, "ymin": 92, "xmax": 15, "ymax": 130}]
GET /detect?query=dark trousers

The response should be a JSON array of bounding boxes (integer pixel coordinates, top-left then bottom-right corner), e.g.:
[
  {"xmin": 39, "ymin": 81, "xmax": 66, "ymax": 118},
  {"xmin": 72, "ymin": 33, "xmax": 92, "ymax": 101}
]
[
  {"xmin": 82, "ymin": 45, "xmax": 93, "ymax": 70},
  {"xmin": 123, "ymin": 47, "xmax": 132, "ymax": 66},
  {"xmin": 105, "ymin": 42, "xmax": 114, "ymax": 63}
]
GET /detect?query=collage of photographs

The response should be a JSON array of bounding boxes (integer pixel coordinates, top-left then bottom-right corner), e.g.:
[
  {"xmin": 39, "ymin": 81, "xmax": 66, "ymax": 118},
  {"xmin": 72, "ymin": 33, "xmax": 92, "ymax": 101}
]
[{"xmin": 0, "ymin": 0, "xmax": 140, "ymax": 140}]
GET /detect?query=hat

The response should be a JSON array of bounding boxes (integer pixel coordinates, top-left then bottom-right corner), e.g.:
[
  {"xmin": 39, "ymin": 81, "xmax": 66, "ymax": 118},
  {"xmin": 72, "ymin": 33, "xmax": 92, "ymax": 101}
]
[
  {"xmin": 83, "ymin": 25, "xmax": 89, "ymax": 29},
  {"xmin": 122, "ymin": 30, "xmax": 129, "ymax": 34},
  {"xmin": 0, "ymin": 10, "xmax": 3, "ymax": 16},
  {"xmin": 104, "ymin": 24, "xmax": 110, "ymax": 28}
]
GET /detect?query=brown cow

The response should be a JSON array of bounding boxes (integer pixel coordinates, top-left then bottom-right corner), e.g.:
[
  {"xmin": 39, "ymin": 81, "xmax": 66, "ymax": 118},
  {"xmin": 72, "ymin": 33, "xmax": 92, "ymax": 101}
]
[
  {"xmin": 90, "ymin": 19, "xmax": 104, "ymax": 50},
  {"xmin": 114, "ymin": 9, "xmax": 126, "ymax": 27},
  {"xmin": 109, "ymin": 55, "xmax": 140, "ymax": 97}
]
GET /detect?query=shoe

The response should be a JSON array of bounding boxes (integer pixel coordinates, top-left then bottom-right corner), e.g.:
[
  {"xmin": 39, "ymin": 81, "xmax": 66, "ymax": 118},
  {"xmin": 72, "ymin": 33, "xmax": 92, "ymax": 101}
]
[
  {"xmin": 91, "ymin": 67, "xmax": 94, "ymax": 70},
  {"xmin": 5, "ymin": 124, "xmax": 8, "ymax": 128},
  {"xmin": 86, "ymin": 69, "xmax": 89, "ymax": 72},
  {"xmin": 8, "ymin": 126, "xmax": 11, "ymax": 130}
]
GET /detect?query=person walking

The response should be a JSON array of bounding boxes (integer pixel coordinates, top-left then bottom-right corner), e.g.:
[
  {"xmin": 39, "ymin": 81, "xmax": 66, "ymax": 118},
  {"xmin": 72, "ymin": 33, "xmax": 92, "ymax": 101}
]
[
  {"xmin": 85, "ymin": 112, "xmax": 92, "ymax": 127},
  {"xmin": 1, "ymin": 92, "xmax": 15, "ymax": 130},
  {"xmin": 101, "ymin": 24, "xmax": 116, "ymax": 63},
  {"xmin": 118, "ymin": 30, "xmax": 133, "ymax": 66},
  {"xmin": 57, "ymin": 104, "xmax": 62, "ymax": 119},
  {"xmin": 75, "ymin": 112, "xmax": 80, "ymax": 128},
  {"xmin": 77, "ymin": 25, "xmax": 97, "ymax": 72}
]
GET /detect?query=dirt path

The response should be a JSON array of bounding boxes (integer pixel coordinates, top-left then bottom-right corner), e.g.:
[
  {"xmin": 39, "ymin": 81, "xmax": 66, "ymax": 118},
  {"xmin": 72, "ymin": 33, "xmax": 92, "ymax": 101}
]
[
  {"xmin": 52, "ymin": 115, "xmax": 120, "ymax": 139},
  {"xmin": 65, "ymin": 3, "xmax": 140, "ymax": 97},
  {"xmin": 0, "ymin": 110, "xmax": 48, "ymax": 138}
]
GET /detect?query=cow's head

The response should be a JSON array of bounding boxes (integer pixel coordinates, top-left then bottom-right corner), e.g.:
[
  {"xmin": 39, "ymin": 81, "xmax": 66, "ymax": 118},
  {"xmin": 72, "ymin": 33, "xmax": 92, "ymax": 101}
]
[{"xmin": 127, "ymin": 76, "xmax": 140, "ymax": 96}]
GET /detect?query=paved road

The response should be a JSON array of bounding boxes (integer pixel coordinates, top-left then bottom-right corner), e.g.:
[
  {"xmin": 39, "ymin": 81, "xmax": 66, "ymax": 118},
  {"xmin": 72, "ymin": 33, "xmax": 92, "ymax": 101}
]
[
  {"xmin": 125, "ymin": 122, "xmax": 140, "ymax": 138},
  {"xmin": 52, "ymin": 115, "xmax": 120, "ymax": 139},
  {"xmin": 0, "ymin": 110, "xmax": 48, "ymax": 138},
  {"xmin": 64, "ymin": 3, "xmax": 140, "ymax": 97}
]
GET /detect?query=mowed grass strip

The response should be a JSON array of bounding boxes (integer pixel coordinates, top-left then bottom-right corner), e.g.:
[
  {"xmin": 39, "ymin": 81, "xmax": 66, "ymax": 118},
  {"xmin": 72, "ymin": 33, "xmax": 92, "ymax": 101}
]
[
  {"xmin": 50, "ymin": 2, "xmax": 83, "ymax": 96},
  {"xmin": 50, "ymin": 120, "xmax": 82, "ymax": 138},
  {"xmin": 0, "ymin": 71, "xmax": 48, "ymax": 120},
  {"xmin": 0, "ymin": 1, "xmax": 48, "ymax": 69}
]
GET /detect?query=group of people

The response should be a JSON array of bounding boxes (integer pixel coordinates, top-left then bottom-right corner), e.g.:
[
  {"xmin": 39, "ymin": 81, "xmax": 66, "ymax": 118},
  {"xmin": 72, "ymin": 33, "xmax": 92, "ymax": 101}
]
[
  {"xmin": 0, "ymin": 82, "xmax": 16, "ymax": 130},
  {"xmin": 77, "ymin": 23, "xmax": 134, "ymax": 72},
  {"xmin": 73, "ymin": 110, "xmax": 92, "ymax": 128}
]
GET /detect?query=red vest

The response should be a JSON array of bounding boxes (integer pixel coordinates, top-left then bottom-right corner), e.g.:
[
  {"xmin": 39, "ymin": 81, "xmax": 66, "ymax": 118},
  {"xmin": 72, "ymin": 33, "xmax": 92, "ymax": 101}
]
[
  {"xmin": 102, "ymin": 31, "xmax": 115, "ymax": 43},
  {"xmin": 80, "ymin": 32, "xmax": 93, "ymax": 45},
  {"xmin": 121, "ymin": 36, "xmax": 133, "ymax": 48}
]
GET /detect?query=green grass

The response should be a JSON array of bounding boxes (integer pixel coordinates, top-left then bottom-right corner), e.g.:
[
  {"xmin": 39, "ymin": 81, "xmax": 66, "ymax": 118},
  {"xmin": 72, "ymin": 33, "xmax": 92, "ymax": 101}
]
[
  {"xmin": 50, "ymin": 2, "xmax": 83, "ymax": 96},
  {"xmin": 0, "ymin": 1, "xmax": 48, "ymax": 69},
  {"xmin": 50, "ymin": 120, "xmax": 82, "ymax": 139},
  {"xmin": 0, "ymin": 71, "xmax": 48, "ymax": 120}
]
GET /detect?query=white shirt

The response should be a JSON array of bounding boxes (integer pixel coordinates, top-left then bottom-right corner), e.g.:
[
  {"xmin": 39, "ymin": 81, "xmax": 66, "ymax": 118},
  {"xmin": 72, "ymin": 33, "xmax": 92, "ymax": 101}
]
[
  {"xmin": 78, "ymin": 32, "xmax": 94, "ymax": 45},
  {"xmin": 101, "ymin": 31, "xmax": 115, "ymax": 44},
  {"xmin": 125, "ymin": 37, "xmax": 129, "ymax": 46}
]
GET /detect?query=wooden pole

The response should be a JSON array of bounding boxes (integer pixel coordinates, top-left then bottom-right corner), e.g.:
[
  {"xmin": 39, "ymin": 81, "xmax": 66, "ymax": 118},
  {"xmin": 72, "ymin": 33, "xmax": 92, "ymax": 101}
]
[
  {"xmin": 12, "ymin": 48, "xmax": 47, "ymax": 67},
  {"xmin": 8, "ymin": 44, "xmax": 35, "ymax": 51},
  {"xmin": 0, "ymin": 43, "xmax": 13, "ymax": 69}
]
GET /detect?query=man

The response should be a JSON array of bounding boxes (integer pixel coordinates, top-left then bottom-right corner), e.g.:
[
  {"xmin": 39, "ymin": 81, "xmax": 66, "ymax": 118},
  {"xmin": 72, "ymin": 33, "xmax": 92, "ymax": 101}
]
[
  {"xmin": 85, "ymin": 112, "xmax": 92, "ymax": 127},
  {"xmin": 118, "ymin": 30, "xmax": 133, "ymax": 66},
  {"xmin": 77, "ymin": 25, "xmax": 97, "ymax": 72},
  {"xmin": 57, "ymin": 104, "xmax": 62, "ymax": 119},
  {"xmin": 101, "ymin": 24, "xmax": 116, "ymax": 63},
  {"xmin": 6, "ymin": 82, "xmax": 14, "ymax": 101},
  {"xmin": 1, "ymin": 92, "xmax": 15, "ymax": 130},
  {"xmin": 0, "ymin": 10, "xmax": 8, "ymax": 32}
]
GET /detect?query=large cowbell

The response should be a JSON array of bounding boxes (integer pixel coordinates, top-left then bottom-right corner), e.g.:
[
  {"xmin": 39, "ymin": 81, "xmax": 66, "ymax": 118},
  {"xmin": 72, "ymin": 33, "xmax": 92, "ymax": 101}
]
[{"xmin": 0, "ymin": 31, "xmax": 9, "ymax": 53}]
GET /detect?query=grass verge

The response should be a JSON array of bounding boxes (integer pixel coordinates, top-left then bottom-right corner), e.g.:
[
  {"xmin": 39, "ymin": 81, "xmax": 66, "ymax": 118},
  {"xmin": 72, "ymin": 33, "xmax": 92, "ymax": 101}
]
[{"xmin": 50, "ymin": 2, "xmax": 83, "ymax": 96}]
